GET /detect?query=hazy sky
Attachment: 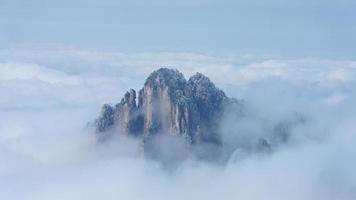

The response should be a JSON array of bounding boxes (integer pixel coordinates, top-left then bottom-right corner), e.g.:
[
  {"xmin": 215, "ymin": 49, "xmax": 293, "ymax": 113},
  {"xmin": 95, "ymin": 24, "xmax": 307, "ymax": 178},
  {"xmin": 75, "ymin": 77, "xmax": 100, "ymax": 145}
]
[{"xmin": 1, "ymin": 0, "xmax": 356, "ymax": 58}]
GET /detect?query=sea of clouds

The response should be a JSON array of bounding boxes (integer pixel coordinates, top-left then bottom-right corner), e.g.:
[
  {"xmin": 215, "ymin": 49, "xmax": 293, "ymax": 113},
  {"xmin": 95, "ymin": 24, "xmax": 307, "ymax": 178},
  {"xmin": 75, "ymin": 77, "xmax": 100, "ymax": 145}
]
[{"xmin": 0, "ymin": 48, "xmax": 356, "ymax": 200}]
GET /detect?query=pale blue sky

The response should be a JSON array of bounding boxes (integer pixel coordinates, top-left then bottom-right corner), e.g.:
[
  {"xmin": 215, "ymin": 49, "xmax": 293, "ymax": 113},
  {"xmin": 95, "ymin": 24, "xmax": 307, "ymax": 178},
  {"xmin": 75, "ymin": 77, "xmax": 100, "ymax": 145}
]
[{"xmin": 1, "ymin": 0, "xmax": 356, "ymax": 58}]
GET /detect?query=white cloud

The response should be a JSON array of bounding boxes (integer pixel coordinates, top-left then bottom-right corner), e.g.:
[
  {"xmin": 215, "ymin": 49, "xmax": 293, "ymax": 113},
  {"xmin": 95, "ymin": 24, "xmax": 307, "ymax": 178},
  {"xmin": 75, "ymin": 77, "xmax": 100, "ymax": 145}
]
[
  {"xmin": 0, "ymin": 62, "xmax": 80, "ymax": 85},
  {"xmin": 0, "ymin": 48, "xmax": 356, "ymax": 200}
]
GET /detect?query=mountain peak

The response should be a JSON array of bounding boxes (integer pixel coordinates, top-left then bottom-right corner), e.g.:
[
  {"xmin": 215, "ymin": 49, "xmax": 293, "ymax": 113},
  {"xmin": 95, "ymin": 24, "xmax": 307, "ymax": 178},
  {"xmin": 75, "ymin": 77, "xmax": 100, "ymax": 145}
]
[
  {"xmin": 95, "ymin": 68, "xmax": 242, "ymax": 162},
  {"xmin": 189, "ymin": 72, "xmax": 211, "ymax": 83},
  {"xmin": 144, "ymin": 68, "xmax": 186, "ymax": 88}
]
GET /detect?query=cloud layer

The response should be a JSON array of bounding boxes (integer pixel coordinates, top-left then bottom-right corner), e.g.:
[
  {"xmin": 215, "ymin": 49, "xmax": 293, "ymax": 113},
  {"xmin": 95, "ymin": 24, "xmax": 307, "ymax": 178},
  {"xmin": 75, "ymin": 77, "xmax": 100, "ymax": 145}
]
[{"xmin": 1, "ymin": 48, "xmax": 356, "ymax": 200}]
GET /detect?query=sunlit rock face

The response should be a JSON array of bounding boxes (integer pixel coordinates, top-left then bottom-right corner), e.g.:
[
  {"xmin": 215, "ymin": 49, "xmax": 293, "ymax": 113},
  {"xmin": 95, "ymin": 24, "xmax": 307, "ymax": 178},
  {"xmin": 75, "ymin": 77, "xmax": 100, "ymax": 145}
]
[
  {"xmin": 139, "ymin": 68, "xmax": 188, "ymax": 138},
  {"xmin": 95, "ymin": 68, "xmax": 243, "ymax": 162}
]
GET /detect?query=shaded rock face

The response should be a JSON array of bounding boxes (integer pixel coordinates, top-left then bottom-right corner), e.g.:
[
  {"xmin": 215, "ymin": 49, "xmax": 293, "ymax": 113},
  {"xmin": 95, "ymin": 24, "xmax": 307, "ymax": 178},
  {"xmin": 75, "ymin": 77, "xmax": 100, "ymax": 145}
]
[
  {"xmin": 95, "ymin": 68, "xmax": 242, "ymax": 162},
  {"xmin": 96, "ymin": 104, "xmax": 115, "ymax": 133}
]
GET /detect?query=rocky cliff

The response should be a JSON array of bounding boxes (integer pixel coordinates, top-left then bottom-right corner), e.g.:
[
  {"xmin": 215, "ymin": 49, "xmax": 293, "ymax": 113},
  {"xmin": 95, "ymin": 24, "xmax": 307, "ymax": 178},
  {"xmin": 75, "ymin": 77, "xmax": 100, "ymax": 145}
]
[
  {"xmin": 94, "ymin": 68, "xmax": 305, "ymax": 164},
  {"xmin": 97, "ymin": 69, "xmax": 235, "ymax": 138},
  {"xmin": 95, "ymin": 68, "xmax": 243, "ymax": 160}
]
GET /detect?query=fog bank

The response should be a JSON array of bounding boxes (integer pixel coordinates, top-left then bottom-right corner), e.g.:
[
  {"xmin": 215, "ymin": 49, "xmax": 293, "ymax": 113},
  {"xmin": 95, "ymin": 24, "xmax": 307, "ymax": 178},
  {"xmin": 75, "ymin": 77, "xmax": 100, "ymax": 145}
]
[{"xmin": 0, "ymin": 49, "xmax": 356, "ymax": 200}]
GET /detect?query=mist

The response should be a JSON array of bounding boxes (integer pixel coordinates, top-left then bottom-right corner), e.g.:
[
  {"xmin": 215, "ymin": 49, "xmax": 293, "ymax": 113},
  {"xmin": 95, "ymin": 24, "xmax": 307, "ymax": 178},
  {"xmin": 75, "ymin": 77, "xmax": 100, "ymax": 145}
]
[{"xmin": 1, "ymin": 48, "xmax": 356, "ymax": 200}]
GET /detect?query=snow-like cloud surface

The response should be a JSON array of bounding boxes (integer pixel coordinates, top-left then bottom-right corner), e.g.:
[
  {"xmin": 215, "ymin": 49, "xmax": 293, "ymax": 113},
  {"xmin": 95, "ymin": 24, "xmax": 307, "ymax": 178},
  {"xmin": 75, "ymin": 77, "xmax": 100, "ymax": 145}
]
[{"xmin": 0, "ymin": 48, "xmax": 356, "ymax": 200}]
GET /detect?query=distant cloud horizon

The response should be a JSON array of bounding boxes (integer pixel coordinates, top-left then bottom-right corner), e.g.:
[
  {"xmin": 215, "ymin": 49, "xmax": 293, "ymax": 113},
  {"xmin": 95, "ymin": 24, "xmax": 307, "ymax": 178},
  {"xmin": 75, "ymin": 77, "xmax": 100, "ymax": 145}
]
[{"xmin": 1, "ymin": 0, "xmax": 356, "ymax": 59}]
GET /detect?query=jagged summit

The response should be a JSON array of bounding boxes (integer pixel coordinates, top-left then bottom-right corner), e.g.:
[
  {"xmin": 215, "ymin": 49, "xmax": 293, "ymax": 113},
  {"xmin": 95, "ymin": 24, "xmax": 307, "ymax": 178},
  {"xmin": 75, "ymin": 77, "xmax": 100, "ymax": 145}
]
[
  {"xmin": 95, "ymin": 68, "xmax": 242, "ymax": 162},
  {"xmin": 141, "ymin": 68, "xmax": 188, "ymax": 107},
  {"xmin": 144, "ymin": 68, "xmax": 186, "ymax": 88},
  {"xmin": 188, "ymin": 72, "xmax": 214, "ymax": 87},
  {"xmin": 93, "ymin": 68, "xmax": 304, "ymax": 165}
]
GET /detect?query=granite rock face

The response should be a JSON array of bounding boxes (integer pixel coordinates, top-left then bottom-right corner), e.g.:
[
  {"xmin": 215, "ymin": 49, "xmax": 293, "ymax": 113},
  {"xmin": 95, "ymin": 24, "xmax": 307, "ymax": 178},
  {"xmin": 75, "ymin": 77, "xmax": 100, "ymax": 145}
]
[
  {"xmin": 93, "ymin": 68, "xmax": 308, "ymax": 165},
  {"xmin": 95, "ymin": 68, "xmax": 243, "ymax": 161}
]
